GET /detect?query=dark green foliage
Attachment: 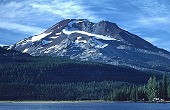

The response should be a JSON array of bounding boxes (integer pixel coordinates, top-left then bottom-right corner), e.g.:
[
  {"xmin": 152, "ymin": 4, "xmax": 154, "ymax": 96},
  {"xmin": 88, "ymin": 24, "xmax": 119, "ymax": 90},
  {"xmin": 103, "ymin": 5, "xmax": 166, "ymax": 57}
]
[
  {"xmin": 157, "ymin": 81, "xmax": 163, "ymax": 99},
  {"xmin": 0, "ymin": 47, "xmax": 169, "ymax": 101},
  {"xmin": 145, "ymin": 75, "xmax": 170, "ymax": 101},
  {"xmin": 146, "ymin": 76, "xmax": 157, "ymax": 101},
  {"xmin": 0, "ymin": 81, "xmax": 132, "ymax": 101},
  {"xmin": 0, "ymin": 52, "xmax": 155, "ymax": 84},
  {"xmin": 162, "ymin": 74, "xmax": 168, "ymax": 100},
  {"xmin": 168, "ymin": 85, "xmax": 170, "ymax": 99},
  {"xmin": 157, "ymin": 74, "xmax": 169, "ymax": 100}
]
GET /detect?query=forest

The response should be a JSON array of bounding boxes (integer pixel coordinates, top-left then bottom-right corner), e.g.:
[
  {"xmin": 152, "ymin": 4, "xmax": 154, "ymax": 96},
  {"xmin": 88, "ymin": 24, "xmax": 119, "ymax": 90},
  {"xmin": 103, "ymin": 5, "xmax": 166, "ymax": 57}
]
[
  {"xmin": 0, "ymin": 47, "xmax": 169, "ymax": 101},
  {"xmin": 0, "ymin": 75, "xmax": 170, "ymax": 101}
]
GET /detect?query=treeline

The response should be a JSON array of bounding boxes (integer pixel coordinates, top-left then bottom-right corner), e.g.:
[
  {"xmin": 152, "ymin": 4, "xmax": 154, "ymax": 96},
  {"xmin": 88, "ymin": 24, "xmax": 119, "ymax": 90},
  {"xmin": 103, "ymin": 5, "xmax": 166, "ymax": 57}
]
[
  {"xmin": 0, "ymin": 81, "xmax": 131, "ymax": 101},
  {"xmin": 108, "ymin": 75, "xmax": 170, "ymax": 101},
  {"xmin": 0, "ymin": 75, "xmax": 170, "ymax": 101}
]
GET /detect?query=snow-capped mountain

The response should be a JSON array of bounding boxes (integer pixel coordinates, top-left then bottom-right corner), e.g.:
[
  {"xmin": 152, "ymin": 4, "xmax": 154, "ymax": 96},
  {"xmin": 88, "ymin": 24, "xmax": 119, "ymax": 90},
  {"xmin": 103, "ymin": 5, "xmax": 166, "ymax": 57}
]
[{"xmin": 12, "ymin": 19, "xmax": 170, "ymax": 73}]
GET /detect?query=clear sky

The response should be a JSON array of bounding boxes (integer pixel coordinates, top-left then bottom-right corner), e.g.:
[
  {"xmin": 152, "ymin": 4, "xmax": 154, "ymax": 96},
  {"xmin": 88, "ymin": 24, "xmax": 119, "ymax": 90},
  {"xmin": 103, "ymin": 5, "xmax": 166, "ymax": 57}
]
[{"xmin": 0, "ymin": 0, "xmax": 170, "ymax": 51}]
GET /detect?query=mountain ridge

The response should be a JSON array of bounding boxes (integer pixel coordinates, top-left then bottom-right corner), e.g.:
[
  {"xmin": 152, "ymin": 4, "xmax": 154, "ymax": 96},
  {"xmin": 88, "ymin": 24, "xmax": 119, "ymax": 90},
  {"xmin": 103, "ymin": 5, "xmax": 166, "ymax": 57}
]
[{"xmin": 12, "ymin": 19, "xmax": 170, "ymax": 73}]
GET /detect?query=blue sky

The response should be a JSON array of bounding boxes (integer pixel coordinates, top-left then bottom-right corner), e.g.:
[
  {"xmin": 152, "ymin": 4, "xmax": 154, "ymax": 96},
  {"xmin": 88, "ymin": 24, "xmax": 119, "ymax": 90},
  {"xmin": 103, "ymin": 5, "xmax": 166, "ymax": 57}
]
[{"xmin": 0, "ymin": 0, "xmax": 170, "ymax": 51}]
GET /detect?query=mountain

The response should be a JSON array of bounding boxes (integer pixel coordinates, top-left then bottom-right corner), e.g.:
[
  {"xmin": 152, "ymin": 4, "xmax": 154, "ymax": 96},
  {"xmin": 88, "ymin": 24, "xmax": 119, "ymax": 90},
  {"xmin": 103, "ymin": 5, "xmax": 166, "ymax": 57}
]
[{"xmin": 12, "ymin": 19, "xmax": 170, "ymax": 73}]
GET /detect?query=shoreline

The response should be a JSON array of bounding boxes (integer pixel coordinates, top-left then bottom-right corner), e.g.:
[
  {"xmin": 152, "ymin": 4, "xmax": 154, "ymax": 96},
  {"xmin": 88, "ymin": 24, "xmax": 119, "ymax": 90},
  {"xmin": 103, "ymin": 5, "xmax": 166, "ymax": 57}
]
[
  {"xmin": 0, "ymin": 100, "xmax": 170, "ymax": 104},
  {"xmin": 0, "ymin": 100, "xmax": 105, "ymax": 104}
]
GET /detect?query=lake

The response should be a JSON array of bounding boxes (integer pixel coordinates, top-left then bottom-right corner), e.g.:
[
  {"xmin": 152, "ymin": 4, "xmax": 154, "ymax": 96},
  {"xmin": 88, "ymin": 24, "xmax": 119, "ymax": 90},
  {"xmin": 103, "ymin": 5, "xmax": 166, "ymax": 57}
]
[{"xmin": 0, "ymin": 102, "xmax": 170, "ymax": 110}]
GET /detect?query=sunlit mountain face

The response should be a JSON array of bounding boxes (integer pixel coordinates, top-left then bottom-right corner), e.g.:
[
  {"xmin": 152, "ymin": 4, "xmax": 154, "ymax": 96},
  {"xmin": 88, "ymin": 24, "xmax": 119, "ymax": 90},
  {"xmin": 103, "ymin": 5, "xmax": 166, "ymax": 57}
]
[{"xmin": 12, "ymin": 19, "xmax": 170, "ymax": 74}]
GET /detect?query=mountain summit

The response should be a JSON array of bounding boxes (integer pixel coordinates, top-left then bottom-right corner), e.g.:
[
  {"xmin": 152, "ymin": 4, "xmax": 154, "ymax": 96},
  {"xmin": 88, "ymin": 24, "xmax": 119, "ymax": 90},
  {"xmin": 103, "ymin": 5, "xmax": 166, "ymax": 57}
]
[{"xmin": 12, "ymin": 19, "xmax": 170, "ymax": 73}]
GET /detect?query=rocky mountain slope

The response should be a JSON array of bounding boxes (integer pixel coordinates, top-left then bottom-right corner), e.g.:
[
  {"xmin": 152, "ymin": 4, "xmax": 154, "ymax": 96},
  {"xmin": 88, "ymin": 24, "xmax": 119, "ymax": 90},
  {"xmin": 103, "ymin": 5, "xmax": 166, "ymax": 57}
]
[{"xmin": 12, "ymin": 19, "xmax": 170, "ymax": 73}]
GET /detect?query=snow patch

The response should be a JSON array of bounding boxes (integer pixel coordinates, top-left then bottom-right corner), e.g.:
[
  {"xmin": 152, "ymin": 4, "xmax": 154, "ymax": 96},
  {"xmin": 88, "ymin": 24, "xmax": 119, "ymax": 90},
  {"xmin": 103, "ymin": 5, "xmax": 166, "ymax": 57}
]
[
  {"xmin": 77, "ymin": 20, "xmax": 83, "ymax": 23},
  {"xmin": 62, "ymin": 29, "xmax": 116, "ymax": 41},
  {"xmin": 16, "ymin": 40, "xmax": 24, "ymax": 45},
  {"xmin": 7, "ymin": 45, "xmax": 13, "ymax": 50},
  {"xmin": 42, "ymin": 40, "xmax": 52, "ymax": 45},
  {"xmin": 77, "ymin": 19, "xmax": 88, "ymax": 23},
  {"xmin": 92, "ymin": 37, "xmax": 108, "ymax": 48},
  {"xmin": 75, "ymin": 37, "xmax": 87, "ymax": 43},
  {"xmin": 68, "ymin": 20, "xmax": 87, "ymax": 27},
  {"xmin": 50, "ymin": 36, "xmax": 59, "ymax": 39},
  {"xmin": 16, "ymin": 40, "xmax": 32, "ymax": 47},
  {"xmin": 55, "ymin": 32, "xmax": 61, "ymax": 35},
  {"xmin": 23, "ymin": 48, "xmax": 29, "ymax": 53},
  {"xmin": 117, "ymin": 45, "xmax": 131, "ymax": 50},
  {"xmin": 31, "ymin": 32, "xmax": 52, "ymax": 42},
  {"xmin": 63, "ymin": 29, "xmax": 73, "ymax": 35}
]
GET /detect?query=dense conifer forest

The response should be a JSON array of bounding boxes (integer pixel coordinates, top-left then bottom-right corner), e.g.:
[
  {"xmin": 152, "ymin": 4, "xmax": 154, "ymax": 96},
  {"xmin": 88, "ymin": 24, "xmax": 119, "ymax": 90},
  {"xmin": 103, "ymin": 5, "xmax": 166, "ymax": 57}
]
[{"xmin": 0, "ymin": 47, "xmax": 170, "ymax": 101}]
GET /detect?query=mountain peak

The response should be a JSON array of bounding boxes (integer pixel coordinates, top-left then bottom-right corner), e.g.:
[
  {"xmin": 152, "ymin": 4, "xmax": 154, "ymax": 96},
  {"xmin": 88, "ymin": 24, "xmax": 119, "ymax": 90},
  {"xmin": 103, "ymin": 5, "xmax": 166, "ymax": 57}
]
[
  {"xmin": 94, "ymin": 20, "xmax": 121, "ymax": 36},
  {"xmin": 44, "ymin": 19, "xmax": 91, "ymax": 33}
]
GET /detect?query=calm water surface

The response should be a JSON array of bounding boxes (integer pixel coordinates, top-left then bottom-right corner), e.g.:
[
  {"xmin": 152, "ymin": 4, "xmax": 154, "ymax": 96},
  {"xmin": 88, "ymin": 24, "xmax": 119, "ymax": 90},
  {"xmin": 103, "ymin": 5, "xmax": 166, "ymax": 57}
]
[{"xmin": 0, "ymin": 102, "xmax": 170, "ymax": 110}]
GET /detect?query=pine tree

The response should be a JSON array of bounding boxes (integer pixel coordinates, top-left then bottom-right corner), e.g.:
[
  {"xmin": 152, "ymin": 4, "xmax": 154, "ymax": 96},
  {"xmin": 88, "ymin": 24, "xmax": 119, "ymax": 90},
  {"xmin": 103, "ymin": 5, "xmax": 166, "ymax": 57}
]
[
  {"xmin": 146, "ymin": 76, "xmax": 157, "ymax": 101},
  {"xmin": 167, "ymin": 85, "xmax": 170, "ymax": 99},
  {"xmin": 162, "ymin": 74, "xmax": 168, "ymax": 100},
  {"xmin": 157, "ymin": 81, "xmax": 163, "ymax": 99},
  {"xmin": 130, "ymin": 86, "xmax": 136, "ymax": 101}
]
